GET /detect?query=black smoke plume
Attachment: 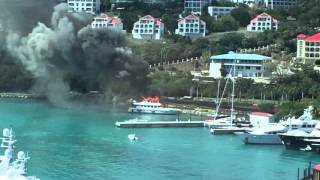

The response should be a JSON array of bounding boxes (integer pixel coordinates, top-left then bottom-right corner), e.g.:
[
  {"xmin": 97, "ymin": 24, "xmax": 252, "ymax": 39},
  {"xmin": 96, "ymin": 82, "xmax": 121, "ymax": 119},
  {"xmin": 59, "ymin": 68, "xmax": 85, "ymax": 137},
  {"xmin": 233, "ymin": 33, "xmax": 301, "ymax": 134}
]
[{"xmin": 5, "ymin": 3, "xmax": 149, "ymax": 107}]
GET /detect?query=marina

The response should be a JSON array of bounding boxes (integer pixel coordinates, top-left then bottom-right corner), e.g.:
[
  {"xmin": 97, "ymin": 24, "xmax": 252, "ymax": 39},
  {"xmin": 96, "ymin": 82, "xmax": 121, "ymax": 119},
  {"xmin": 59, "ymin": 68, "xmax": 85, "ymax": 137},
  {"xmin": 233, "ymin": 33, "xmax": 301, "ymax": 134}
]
[
  {"xmin": 1, "ymin": 0, "xmax": 320, "ymax": 180},
  {"xmin": 1, "ymin": 99, "xmax": 320, "ymax": 180}
]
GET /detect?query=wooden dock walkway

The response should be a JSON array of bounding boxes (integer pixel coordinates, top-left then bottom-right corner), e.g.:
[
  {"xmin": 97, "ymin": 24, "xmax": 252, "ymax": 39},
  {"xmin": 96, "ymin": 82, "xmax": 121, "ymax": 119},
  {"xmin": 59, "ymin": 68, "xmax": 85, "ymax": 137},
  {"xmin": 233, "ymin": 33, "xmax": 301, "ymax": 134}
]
[{"xmin": 115, "ymin": 120, "xmax": 204, "ymax": 128}]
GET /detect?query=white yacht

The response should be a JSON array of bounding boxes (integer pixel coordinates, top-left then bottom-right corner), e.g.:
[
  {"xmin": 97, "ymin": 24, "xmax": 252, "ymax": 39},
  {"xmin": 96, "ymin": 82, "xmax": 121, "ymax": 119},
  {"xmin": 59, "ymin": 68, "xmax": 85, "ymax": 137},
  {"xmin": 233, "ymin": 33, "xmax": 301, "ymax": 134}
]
[
  {"xmin": 0, "ymin": 128, "xmax": 39, "ymax": 180},
  {"xmin": 128, "ymin": 97, "xmax": 179, "ymax": 115},
  {"xmin": 240, "ymin": 124, "xmax": 287, "ymax": 145},
  {"xmin": 240, "ymin": 106, "xmax": 319, "ymax": 145}
]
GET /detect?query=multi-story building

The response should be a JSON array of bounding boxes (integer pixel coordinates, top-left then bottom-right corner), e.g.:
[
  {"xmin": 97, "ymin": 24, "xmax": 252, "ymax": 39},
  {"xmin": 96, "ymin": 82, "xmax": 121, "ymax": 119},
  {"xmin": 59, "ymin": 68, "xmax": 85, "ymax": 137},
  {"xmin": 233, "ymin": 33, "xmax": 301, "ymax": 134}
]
[
  {"xmin": 67, "ymin": 0, "xmax": 100, "ymax": 14},
  {"xmin": 247, "ymin": 13, "xmax": 278, "ymax": 32},
  {"xmin": 226, "ymin": 0, "xmax": 259, "ymax": 6},
  {"xmin": 209, "ymin": 51, "xmax": 272, "ymax": 78},
  {"xmin": 184, "ymin": 0, "xmax": 211, "ymax": 15},
  {"xmin": 208, "ymin": 6, "xmax": 235, "ymax": 16},
  {"xmin": 91, "ymin": 13, "xmax": 123, "ymax": 32},
  {"xmin": 296, "ymin": 33, "xmax": 320, "ymax": 64},
  {"xmin": 175, "ymin": 14, "xmax": 206, "ymax": 38},
  {"xmin": 132, "ymin": 15, "xmax": 164, "ymax": 40},
  {"xmin": 110, "ymin": 0, "xmax": 162, "ymax": 3},
  {"xmin": 264, "ymin": 0, "xmax": 297, "ymax": 9}
]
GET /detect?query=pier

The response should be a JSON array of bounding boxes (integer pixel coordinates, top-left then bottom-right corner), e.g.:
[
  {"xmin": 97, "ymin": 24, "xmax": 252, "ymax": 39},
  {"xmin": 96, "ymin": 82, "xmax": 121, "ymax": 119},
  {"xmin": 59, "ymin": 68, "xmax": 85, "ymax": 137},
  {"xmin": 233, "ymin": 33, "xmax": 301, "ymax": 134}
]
[
  {"xmin": 210, "ymin": 127, "xmax": 249, "ymax": 135},
  {"xmin": 115, "ymin": 120, "xmax": 204, "ymax": 128},
  {"xmin": 0, "ymin": 92, "xmax": 47, "ymax": 99}
]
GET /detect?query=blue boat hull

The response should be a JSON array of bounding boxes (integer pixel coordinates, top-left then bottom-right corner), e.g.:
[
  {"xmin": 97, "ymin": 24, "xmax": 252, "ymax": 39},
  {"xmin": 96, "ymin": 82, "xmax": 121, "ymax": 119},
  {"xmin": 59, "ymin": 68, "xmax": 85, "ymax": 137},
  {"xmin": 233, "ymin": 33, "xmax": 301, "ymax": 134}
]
[{"xmin": 241, "ymin": 133, "xmax": 282, "ymax": 145}]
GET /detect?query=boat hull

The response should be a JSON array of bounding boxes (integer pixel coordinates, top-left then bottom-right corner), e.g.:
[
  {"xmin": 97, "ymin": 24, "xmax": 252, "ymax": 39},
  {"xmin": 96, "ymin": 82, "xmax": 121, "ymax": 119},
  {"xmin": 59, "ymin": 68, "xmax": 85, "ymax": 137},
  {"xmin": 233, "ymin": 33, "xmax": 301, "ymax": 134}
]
[
  {"xmin": 279, "ymin": 135, "xmax": 320, "ymax": 149},
  {"xmin": 308, "ymin": 141, "xmax": 320, "ymax": 152},
  {"xmin": 241, "ymin": 133, "xmax": 282, "ymax": 145},
  {"xmin": 128, "ymin": 108, "xmax": 178, "ymax": 115}
]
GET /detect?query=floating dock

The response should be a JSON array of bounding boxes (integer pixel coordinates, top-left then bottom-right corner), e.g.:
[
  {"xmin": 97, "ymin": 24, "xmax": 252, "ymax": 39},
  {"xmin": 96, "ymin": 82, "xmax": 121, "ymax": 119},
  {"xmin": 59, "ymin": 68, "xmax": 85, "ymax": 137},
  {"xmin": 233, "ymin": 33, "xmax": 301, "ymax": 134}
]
[
  {"xmin": 210, "ymin": 127, "xmax": 249, "ymax": 135},
  {"xmin": 115, "ymin": 121, "xmax": 204, "ymax": 128}
]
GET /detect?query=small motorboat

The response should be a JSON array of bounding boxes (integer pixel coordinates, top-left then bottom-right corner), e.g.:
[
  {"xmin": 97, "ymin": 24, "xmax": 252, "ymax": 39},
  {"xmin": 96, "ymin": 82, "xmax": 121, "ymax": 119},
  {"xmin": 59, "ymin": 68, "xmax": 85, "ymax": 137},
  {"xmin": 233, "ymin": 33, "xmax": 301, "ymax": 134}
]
[
  {"xmin": 300, "ymin": 145, "xmax": 312, "ymax": 151},
  {"xmin": 128, "ymin": 134, "xmax": 138, "ymax": 141}
]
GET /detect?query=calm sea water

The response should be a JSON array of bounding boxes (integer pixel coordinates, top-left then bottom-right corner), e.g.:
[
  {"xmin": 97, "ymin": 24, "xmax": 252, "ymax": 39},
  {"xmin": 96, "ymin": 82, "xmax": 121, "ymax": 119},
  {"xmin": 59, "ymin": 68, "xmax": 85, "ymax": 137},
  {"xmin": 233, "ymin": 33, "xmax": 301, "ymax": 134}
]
[{"xmin": 0, "ymin": 99, "xmax": 319, "ymax": 180}]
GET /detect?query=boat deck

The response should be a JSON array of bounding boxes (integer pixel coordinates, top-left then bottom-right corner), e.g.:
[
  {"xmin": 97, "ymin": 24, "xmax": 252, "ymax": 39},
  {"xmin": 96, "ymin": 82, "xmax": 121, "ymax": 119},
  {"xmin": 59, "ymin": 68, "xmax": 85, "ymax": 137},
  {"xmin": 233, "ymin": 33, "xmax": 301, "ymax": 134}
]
[{"xmin": 115, "ymin": 120, "xmax": 204, "ymax": 128}]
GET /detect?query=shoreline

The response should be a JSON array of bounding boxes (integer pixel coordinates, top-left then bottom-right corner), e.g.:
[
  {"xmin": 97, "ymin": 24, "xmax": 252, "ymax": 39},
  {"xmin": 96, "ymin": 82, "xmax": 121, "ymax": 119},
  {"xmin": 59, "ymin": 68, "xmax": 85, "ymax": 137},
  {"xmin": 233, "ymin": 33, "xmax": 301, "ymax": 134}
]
[{"xmin": 0, "ymin": 92, "xmax": 47, "ymax": 99}]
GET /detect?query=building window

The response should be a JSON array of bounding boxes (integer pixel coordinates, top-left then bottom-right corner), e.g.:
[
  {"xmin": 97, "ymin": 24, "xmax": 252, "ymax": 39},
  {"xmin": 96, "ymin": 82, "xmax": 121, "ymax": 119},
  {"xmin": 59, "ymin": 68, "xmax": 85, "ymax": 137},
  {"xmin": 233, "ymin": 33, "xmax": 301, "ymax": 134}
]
[
  {"xmin": 246, "ymin": 66, "xmax": 250, "ymax": 69},
  {"xmin": 256, "ymin": 67, "xmax": 261, "ymax": 70}
]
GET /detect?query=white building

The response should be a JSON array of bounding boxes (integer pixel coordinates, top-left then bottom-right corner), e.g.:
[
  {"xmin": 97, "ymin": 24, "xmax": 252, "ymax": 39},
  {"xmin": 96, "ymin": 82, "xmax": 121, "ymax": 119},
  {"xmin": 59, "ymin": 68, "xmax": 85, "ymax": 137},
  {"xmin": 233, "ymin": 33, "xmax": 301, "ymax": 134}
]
[
  {"xmin": 91, "ymin": 14, "xmax": 123, "ymax": 32},
  {"xmin": 247, "ymin": 13, "xmax": 279, "ymax": 32},
  {"xmin": 67, "ymin": 0, "xmax": 100, "ymax": 14},
  {"xmin": 296, "ymin": 33, "xmax": 320, "ymax": 64},
  {"xmin": 209, "ymin": 51, "xmax": 272, "ymax": 78},
  {"xmin": 184, "ymin": 0, "xmax": 211, "ymax": 15},
  {"xmin": 226, "ymin": 0, "xmax": 259, "ymax": 6},
  {"xmin": 111, "ymin": 0, "xmax": 161, "ymax": 3},
  {"xmin": 264, "ymin": 0, "xmax": 297, "ymax": 9},
  {"xmin": 175, "ymin": 14, "xmax": 206, "ymax": 38},
  {"xmin": 208, "ymin": 6, "xmax": 235, "ymax": 16},
  {"xmin": 132, "ymin": 15, "xmax": 164, "ymax": 40},
  {"xmin": 249, "ymin": 112, "xmax": 274, "ymax": 127}
]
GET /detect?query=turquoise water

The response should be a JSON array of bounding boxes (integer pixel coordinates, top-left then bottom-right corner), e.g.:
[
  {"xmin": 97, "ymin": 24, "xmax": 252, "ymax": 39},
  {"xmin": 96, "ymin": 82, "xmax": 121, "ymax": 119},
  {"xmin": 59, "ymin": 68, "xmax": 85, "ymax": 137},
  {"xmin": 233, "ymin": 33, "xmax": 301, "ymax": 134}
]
[{"xmin": 0, "ymin": 99, "xmax": 319, "ymax": 180}]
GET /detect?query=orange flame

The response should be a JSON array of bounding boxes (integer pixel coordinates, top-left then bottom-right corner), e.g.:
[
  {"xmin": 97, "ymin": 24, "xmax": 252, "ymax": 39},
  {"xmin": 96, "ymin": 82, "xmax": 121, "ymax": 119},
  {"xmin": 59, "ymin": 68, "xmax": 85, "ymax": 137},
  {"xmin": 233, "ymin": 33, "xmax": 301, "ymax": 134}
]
[{"xmin": 142, "ymin": 96, "xmax": 160, "ymax": 103}]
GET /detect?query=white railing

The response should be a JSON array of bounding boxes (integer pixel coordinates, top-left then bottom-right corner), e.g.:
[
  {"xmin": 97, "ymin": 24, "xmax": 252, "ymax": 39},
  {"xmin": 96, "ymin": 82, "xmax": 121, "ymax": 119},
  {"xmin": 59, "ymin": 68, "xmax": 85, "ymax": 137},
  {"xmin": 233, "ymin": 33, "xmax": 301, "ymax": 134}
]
[{"xmin": 149, "ymin": 56, "xmax": 203, "ymax": 68}]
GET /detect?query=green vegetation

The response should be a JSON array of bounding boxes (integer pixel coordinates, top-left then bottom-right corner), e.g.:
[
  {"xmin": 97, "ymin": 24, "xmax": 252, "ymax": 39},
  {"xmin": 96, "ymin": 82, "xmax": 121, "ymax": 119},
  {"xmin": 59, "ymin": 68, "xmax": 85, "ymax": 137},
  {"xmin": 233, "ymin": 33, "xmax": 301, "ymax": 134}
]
[
  {"xmin": 148, "ymin": 70, "xmax": 193, "ymax": 97},
  {"xmin": 146, "ymin": 65, "xmax": 320, "ymax": 118}
]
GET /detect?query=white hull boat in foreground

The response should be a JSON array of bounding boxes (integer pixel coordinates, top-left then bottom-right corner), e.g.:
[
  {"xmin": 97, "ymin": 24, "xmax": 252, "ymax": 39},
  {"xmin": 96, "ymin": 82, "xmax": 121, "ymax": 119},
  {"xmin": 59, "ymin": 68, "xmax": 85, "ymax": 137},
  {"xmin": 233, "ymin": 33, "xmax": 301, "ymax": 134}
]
[{"xmin": 128, "ymin": 97, "xmax": 179, "ymax": 115}]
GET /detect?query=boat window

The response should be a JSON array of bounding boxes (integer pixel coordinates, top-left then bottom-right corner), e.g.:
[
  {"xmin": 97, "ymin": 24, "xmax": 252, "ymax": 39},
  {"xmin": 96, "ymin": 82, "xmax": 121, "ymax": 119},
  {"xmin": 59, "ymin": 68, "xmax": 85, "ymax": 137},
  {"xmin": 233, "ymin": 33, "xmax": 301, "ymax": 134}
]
[{"xmin": 302, "ymin": 125, "xmax": 307, "ymax": 128}]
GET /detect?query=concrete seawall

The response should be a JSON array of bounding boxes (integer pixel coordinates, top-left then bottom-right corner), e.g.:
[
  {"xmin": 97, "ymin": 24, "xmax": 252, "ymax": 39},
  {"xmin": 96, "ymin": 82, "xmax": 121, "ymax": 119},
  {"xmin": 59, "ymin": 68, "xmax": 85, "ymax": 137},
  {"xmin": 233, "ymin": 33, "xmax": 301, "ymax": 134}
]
[{"xmin": 0, "ymin": 92, "xmax": 47, "ymax": 99}]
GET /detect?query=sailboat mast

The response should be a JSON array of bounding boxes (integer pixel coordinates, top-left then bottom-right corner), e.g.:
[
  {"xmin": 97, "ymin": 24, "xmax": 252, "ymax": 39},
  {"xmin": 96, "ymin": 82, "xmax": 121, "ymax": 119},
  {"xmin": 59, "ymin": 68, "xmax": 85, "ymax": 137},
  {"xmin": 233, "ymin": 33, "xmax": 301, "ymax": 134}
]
[{"xmin": 230, "ymin": 60, "xmax": 236, "ymax": 127}]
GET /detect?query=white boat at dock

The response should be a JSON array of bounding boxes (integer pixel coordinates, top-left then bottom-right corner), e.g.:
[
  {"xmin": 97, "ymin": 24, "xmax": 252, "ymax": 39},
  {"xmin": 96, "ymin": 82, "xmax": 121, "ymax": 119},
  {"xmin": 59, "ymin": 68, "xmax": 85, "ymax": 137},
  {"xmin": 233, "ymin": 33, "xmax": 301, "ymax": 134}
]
[
  {"xmin": 239, "ymin": 106, "xmax": 319, "ymax": 145},
  {"xmin": 239, "ymin": 124, "xmax": 287, "ymax": 145},
  {"xmin": 128, "ymin": 97, "xmax": 179, "ymax": 115}
]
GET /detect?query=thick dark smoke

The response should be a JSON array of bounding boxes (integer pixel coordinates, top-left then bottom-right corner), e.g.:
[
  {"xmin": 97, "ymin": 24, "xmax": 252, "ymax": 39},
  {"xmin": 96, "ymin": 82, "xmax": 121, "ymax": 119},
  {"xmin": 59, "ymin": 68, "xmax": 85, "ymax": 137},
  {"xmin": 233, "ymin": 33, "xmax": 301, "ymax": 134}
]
[{"xmin": 5, "ymin": 3, "xmax": 149, "ymax": 107}]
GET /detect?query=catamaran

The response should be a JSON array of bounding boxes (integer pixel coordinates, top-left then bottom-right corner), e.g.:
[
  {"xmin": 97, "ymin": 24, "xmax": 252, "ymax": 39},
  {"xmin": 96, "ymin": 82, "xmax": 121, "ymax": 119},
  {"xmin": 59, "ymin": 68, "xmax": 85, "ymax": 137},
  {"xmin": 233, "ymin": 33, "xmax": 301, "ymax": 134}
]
[{"xmin": 128, "ymin": 97, "xmax": 179, "ymax": 115}]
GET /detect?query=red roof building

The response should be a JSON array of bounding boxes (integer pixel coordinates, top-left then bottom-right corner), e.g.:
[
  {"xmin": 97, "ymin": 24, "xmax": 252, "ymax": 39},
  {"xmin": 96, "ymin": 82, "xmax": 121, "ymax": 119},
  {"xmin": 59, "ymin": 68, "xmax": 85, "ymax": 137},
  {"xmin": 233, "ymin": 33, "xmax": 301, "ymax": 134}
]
[
  {"xmin": 249, "ymin": 111, "xmax": 275, "ymax": 127},
  {"xmin": 296, "ymin": 32, "xmax": 320, "ymax": 64},
  {"xmin": 91, "ymin": 13, "xmax": 123, "ymax": 32},
  {"xmin": 132, "ymin": 15, "xmax": 164, "ymax": 40},
  {"xmin": 175, "ymin": 14, "xmax": 206, "ymax": 38},
  {"xmin": 250, "ymin": 112, "xmax": 274, "ymax": 117},
  {"xmin": 247, "ymin": 13, "xmax": 279, "ymax": 32}
]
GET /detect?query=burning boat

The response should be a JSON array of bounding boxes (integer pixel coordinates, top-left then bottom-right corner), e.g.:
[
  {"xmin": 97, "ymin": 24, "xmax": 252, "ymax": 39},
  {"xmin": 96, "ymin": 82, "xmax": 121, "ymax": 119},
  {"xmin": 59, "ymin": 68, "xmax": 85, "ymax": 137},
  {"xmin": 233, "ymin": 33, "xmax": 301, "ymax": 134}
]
[{"xmin": 128, "ymin": 97, "xmax": 179, "ymax": 115}]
